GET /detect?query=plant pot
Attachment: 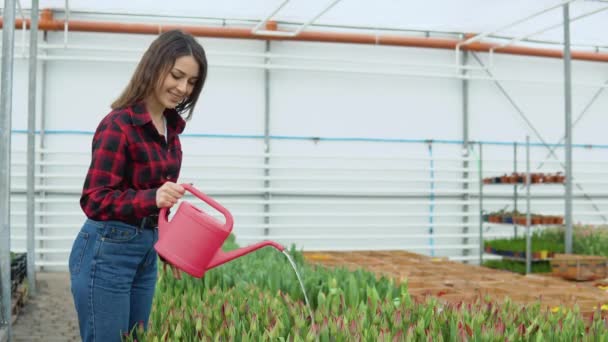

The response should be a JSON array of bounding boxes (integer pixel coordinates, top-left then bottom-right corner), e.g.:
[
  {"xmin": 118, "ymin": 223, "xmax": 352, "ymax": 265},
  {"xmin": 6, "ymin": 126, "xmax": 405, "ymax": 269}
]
[
  {"xmin": 514, "ymin": 216, "xmax": 527, "ymax": 225},
  {"xmin": 532, "ymin": 251, "xmax": 550, "ymax": 260}
]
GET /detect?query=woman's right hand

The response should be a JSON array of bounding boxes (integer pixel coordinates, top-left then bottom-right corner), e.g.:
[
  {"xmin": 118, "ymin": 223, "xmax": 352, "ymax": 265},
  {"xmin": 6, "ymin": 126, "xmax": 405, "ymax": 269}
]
[{"xmin": 156, "ymin": 182, "xmax": 185, "ymax": 208}]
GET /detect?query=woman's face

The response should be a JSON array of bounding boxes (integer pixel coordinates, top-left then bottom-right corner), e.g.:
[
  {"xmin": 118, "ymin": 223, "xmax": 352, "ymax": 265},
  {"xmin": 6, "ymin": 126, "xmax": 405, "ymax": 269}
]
[{"xmin": 153, "ymin": 55, "xmax": 200, "ymax": 110}]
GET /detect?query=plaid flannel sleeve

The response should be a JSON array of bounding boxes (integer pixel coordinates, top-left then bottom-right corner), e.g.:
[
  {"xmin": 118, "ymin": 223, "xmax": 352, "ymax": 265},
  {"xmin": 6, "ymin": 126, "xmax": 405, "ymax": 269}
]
[{"xmin": 80, "ymin": 118, "xmax": 158, "ymax": 221}]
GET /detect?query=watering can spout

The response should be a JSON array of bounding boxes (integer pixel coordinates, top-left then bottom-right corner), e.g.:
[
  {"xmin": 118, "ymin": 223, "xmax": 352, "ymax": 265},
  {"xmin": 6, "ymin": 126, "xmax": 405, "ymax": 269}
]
[{"xmin": 207, "ymin": 240, "xmax": 285, "ymax": 270}]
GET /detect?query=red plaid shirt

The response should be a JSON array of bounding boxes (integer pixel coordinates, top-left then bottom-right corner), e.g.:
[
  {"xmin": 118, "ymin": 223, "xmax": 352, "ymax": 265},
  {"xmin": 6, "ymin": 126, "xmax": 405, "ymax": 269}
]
[{"xmin": 80, "ymin": 102, "xmax": 185, "ymax": 224}]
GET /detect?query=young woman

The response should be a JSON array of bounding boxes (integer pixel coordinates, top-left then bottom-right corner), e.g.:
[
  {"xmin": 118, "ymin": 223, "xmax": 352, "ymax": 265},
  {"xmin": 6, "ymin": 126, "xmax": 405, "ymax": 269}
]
[{"xmin": 69, "ymin": 29, "xmax": 208, "ymax": 341}]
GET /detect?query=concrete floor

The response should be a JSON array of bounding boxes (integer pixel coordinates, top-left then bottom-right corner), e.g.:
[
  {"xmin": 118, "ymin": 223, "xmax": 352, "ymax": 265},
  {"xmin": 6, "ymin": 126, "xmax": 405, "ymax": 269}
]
[{"xmin": 10, "ymin": 272, "xmax": 80, "ymax": 342}]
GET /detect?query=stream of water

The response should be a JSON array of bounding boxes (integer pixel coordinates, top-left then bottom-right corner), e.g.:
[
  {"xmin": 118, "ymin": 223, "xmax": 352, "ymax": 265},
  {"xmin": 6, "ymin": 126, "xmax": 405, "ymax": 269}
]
[{"xmin": 281, "ymin": 250, "xmax": 316, "ymax": 330}]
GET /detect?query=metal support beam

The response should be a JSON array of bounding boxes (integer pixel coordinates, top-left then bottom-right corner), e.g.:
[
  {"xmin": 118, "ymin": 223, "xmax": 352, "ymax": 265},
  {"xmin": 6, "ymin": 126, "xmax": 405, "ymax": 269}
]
[
  {"xmin": 532, "ymin": 80, "xmax": 608, "ymax": 224},
  {"xmin": 536, "ymin": 80, "xmax": 608, "ymax": 170},
  {"xmin": 27, "ymin": 0, "xmax": 40, "ymax": 295},
  {"xmin": 0, "ymin": 0, "xmax": 16, "ymax": 339},
  {"xmin": 263, "ymin": 40, "xmax": 271, "ymax": 237},
  {"xmin": 478, "ymin": 142, "xmax": 483, "ymax": 266},
  {"xmin": 455, "ymin": 0, "xmax": 577, "ymax": 66},
  {"xmin": 488, "ymin": 4, "xmax": 608, "ymax": 68},
  {"xmin": 563, "ymin": 4, "xmax": 573, "ymax": 253},
  {"xmin": 513, "ymin": 142, "xmax": 518, "ymax": 238},
  {"xmin": 460, "ymin": 50, "xmax": 470, "ymax": 260},
  {"xmin": 38, "ymin": 32, "xmax": 48, "ymax": 271},
  {"xmin": 471, "ymin": 53, "xmax": 557, "ymax": 159},
  {"xmin": 526, "ymin": 136, "xmax": 531, "ymax": 274},
  {"xmin": 252, "ymin": 0, "xmax": 342, "ymax": 37}
]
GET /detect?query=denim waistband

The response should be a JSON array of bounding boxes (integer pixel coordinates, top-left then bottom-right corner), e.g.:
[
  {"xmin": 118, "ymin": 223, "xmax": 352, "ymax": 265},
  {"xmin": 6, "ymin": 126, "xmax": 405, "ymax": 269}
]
[{"xmin": 85, "ymin": 218, "xmax": 157, "ymax": 231}]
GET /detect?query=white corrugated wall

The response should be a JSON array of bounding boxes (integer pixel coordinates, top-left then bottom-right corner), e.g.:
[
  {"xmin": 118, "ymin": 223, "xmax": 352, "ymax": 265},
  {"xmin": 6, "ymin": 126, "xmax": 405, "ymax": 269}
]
[{"xmin": 6, "ymin": 17, "xmax": 608, "ymax": 270}]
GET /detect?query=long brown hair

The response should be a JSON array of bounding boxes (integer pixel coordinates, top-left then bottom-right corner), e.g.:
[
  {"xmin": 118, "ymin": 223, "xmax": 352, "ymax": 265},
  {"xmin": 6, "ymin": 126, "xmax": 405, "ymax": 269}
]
[{"xmin": 111, "ymin": 29, "xmax": 208, "ymax": 120}]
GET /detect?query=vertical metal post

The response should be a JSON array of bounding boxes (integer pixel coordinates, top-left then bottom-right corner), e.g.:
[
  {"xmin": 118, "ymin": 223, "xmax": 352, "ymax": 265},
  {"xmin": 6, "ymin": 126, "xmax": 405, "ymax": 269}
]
[
  {"xmin": 263, "ymin": 41, "xmax": 271, "ymax": 237},
  {"xmin": 525, "ymin": 136, "xmax": 531, "ymax": 275},
  {"xmin": 563, "ymin": 3, "xmax": 573, "ymax": 253},
  {"xmin": 27, "ymin": 0, "xmax": 40, "ymax": 296},
  {"xmin": 478, "ymin": 142, "xmax": 483, "ymax": 265},
  {"xmin": 37, "ymin": 32, "xmax": 49, "ymax": 271},
  {"xmin": 461, "ymin": 51, "xmax": 470, "ymax": 260},
  {"xmin": 513, "ymin": 142, "xmax": 518, "ymax": 238},
  {"xmin": 0, "ymin": 0, "xmax": 17, "ymax": 338},
  {"xmin": 427, "ymin": 142, "xmax": 435, "ymax": 257}
]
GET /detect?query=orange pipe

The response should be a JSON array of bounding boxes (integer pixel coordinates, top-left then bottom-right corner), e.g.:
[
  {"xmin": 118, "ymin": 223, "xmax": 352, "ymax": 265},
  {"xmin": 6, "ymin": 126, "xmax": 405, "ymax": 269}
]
[{"xmin": 4, "ymin": 8, "xmax": 608, "ymax": 63}]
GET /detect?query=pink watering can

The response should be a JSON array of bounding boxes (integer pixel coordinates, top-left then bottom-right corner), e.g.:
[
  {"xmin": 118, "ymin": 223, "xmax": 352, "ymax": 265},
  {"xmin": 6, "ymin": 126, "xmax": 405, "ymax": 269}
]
[{"xmin": 154, "ymin": 184, "xmax": 285, "ymax": 278}]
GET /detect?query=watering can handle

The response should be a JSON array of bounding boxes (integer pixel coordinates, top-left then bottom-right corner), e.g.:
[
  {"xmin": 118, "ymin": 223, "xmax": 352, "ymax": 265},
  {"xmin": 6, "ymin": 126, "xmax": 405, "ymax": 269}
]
[{"xmin": 158, "ymin": 183, "xmax": 234, "ymax": 232}]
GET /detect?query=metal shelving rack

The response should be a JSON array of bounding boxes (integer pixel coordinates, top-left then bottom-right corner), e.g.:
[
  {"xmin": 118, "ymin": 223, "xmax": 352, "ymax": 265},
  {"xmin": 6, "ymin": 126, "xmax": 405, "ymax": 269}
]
[{"xmin": 479, "ymin": 136, "xmax": 564, "ymax": 274}]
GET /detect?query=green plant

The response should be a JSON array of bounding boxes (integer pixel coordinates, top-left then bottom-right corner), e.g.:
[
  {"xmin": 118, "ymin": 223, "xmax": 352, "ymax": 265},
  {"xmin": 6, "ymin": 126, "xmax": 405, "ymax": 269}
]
[
  {"xmin": 484, "ymin": 230, "xmax": 564, "ymax": 254},
  {"xmin": 483, "ymin": 259, "xmax": 552, "ymax": 274},
  {"xmin": 573, "ymin": 225, "xmax": 608, "ymax": 257},
  {"xmin": 129, "ymin": 265, "xmax": 607, "ymax": 341},
  {"xmin": 122, "ymin": 233, "xmax": 608, "ymax": 340}
]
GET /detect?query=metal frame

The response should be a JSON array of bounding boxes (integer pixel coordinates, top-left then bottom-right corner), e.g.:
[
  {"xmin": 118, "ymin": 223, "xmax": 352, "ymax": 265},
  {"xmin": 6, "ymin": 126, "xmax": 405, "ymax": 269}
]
[
  {"xmin": 563, "ymin": 4, "xmax": 574, "ymax": 252},
  {"xmin": 455, "ymin": 0, "xmax": 578, "ymax": 67},
  {"xmin": 487, "ymin": 4, "xmax": 608, "ymax": 68},
  {"xmin": 263, "ymin": 40, "xmax": 271, "ymax": 237},
  {"xmin": 4, "ymin": 50, "xmax": 608, "ymax": 88},
  {"xmin": 27, "ymin": 0, "xmax": 39, "ymax": 295},
  {"xmin": 0, "ymin": 0, "xmax": 16, "ymax": 339},
  {"xmin": 40, "ymin": 6, "xmax": 608, "ymax": 50},
  {"xmin": 63, "ymin": 0, "xmax": 69, "ymax": 47},
  {"xmin": 455, "ymin": 1, "xmax": 608, "ymax": 254},
  {"xmin": 251, "ymin": 0, "xmax": 342, "ymax": 37}
]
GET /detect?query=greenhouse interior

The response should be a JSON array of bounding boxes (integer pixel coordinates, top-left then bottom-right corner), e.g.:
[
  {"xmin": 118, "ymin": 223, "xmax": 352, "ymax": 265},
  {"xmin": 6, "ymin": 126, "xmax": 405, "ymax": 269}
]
[{"xmin": 2, "ymin": 0, "xmax": 608, "ymax": 340}]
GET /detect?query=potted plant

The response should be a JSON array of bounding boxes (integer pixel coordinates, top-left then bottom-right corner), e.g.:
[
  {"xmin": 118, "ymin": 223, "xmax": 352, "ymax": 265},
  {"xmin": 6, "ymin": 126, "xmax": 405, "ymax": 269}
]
[{"xmin": 513, "ymin": 215, "xmax": 526, "ymax": 225}]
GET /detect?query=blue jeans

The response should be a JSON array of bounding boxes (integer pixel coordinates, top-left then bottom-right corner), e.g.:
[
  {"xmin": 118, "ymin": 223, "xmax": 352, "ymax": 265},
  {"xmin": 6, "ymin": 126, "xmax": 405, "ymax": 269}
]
[{"xmin": 69, "ymin": 219, "xmax": 158, "ymax": 342}]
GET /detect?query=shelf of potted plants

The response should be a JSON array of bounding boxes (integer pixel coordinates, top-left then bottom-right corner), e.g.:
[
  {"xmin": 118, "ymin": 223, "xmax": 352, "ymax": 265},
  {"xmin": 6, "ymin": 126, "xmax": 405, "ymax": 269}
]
[
  {"xmin": 483, "ymin": 210, "xmax": 564, "ymax": 226},
  {"xmin": 482, "ymin": 172, "xmax": 566, "ymax": 185},
  {"xmin": 479, "ymin": 137, "xmax": 567, "ymax": 275}
]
